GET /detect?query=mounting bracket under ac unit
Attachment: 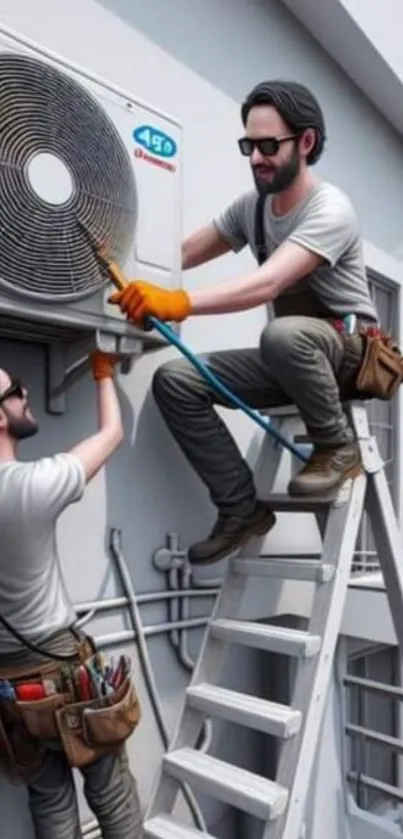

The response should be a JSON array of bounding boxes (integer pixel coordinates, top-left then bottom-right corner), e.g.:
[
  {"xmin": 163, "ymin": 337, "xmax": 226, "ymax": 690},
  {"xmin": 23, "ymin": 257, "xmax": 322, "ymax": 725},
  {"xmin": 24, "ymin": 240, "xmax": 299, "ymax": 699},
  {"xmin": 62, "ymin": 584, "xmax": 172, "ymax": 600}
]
[
  {"xmin": 0, "ymin": 294, "xmax": 167, "ymax": 414},
  {"xmin": 46, "ymin": 329, "xmax": 143, "ymax": 414}
]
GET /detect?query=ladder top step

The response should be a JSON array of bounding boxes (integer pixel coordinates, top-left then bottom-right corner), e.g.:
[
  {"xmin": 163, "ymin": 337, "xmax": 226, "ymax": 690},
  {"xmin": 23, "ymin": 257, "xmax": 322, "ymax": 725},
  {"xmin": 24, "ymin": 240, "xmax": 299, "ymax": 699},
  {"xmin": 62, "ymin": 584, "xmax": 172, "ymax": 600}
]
[
  {"xmin": 267, "ymin": 493, "xmax": 336, "ymax": 512},
  {"xmin": 187, "ymin": 683, "xmax": 302, "ymax": 738},
  {"xmin": 210, "ymin": 618, "xmax": 321, "ymax": 657},
  {"xmin": 266, "ymin": 405, "xmax": 300, "ymax": 418},
  {"xmin": 144, "ymin": 815, "xmax": 214, "ymax": 839},
  {"xmin": 164, "ymin": 748, "xmax": 288, "ymax": 821}
]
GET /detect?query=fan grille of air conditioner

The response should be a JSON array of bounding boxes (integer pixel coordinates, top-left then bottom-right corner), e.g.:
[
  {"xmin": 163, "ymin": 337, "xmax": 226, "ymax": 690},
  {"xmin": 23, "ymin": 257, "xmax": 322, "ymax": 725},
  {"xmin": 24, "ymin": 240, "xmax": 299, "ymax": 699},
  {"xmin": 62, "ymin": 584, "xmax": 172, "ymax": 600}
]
[{"xmin": 0, "ymin": 52, "xmax": 137, "ymax": 301}]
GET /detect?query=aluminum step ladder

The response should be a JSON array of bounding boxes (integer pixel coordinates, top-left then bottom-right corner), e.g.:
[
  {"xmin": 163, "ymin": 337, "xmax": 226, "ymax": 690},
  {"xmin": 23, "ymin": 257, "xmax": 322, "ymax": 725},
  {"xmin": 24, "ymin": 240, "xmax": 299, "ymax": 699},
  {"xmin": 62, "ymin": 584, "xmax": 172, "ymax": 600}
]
[{"xmin": 144, "ymin": 403, "xmax": 403, "ymax": 839}]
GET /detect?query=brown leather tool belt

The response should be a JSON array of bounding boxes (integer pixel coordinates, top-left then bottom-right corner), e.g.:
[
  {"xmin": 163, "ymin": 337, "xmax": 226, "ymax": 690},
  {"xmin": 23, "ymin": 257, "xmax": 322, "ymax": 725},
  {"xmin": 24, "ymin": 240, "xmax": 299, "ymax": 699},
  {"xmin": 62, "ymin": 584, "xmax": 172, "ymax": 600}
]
[
  {"xmin": 329, "ymin": 319, "xmax": 403, "ymax": 402},
  {"xmin": 0, "ymin": 637, "xmax": 141, "ymax": 777}
]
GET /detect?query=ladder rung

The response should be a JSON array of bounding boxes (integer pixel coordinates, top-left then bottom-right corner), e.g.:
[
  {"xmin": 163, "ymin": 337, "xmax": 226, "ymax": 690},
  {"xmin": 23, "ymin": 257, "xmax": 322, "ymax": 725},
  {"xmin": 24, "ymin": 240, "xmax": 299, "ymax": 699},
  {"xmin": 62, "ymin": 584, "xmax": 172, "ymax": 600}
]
[
  {"xmin": 347, "ymin": 772, "xmax": 403, "ymax": 803},
  {"xmin": 233, "ymin": 556, "xmax": 334, "ymax": 582},
  {"xmin": 163, "ymin": 748, "xmax": 288, "ymax": 821},
  {"xmin": 186, "ymin": 683, "xmax": 302, "ymax": 738},
  {"xmin": 266, "ymin": 405, "xmax": 299, "ymax": 418},
  {"xmin": 346, "ymin": 723, "xmax": 403, "ymax": 753},
  {"xmin": 144, "ymin": 815, "xmax": 214, "ymax": 839},
  {"xmin": 343, "ymin": 674, "xmax": 403, "ymax": 700},
  {"xmin": 267, "ymin": 493, "xmax": 335, "ymax": 512},
  {"xmin": 210, "ymin": 619, "xmax": 321, "ymax": 657}
]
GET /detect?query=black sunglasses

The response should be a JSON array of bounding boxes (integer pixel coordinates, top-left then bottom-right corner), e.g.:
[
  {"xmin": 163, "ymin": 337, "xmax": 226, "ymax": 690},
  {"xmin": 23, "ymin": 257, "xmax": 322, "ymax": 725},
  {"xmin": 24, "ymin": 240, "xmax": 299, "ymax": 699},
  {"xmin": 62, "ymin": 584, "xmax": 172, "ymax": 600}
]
[
  {"xmin": 0, "ymin": 379, "xmax": 24, "ymax": 405},
  {"xmin": 238, "ymin": 134, "xmax": 300, "ymax": 157}
]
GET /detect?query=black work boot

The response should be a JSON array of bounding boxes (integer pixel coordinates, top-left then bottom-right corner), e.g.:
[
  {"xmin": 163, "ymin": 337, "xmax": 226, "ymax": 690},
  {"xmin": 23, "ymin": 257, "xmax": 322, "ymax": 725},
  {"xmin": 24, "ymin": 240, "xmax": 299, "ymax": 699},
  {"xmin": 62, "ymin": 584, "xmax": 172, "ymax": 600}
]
[
  {"xmin": 188, "ymin": 501, "xmax": 277, "ymax": 565},
  {"xmin": 288, "ymin": 441, "xmax": 362, "ymax": 497}
]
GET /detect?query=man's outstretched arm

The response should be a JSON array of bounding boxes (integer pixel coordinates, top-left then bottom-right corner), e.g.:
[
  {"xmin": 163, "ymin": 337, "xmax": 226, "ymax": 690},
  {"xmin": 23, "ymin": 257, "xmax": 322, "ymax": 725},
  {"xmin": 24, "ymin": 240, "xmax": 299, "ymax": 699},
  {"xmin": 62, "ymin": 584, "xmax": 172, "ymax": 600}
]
[
  {"xmin": 189, "ymin": 240, "xmax": 324, "ymax": 314},
  {"xmin": 108, "ymin": 240, "xmax": 323, "ymax": 325},
  {"xmin": 108, "ymin": 193, "xmax": 355, "ymax": 324},
  {"xmin": 70, "ymin": 352, "xmax": 123, "ymax": 483}
]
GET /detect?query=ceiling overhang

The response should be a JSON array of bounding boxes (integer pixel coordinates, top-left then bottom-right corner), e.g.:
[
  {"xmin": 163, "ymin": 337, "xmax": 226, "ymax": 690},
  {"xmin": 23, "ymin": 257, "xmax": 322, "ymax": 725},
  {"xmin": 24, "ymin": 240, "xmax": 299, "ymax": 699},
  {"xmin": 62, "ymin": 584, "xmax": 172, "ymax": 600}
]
[{"xmin": 280, "ymin": 0, "xmax": 403, "ymax": 139}]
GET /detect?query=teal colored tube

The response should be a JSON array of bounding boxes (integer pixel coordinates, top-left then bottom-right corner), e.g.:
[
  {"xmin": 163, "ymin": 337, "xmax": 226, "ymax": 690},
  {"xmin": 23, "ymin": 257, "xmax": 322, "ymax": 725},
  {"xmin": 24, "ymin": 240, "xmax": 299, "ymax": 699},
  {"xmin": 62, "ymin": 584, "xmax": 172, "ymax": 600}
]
[{"xmin": 147, "ymin": 316, "xmax": 308, "ymax": 463}]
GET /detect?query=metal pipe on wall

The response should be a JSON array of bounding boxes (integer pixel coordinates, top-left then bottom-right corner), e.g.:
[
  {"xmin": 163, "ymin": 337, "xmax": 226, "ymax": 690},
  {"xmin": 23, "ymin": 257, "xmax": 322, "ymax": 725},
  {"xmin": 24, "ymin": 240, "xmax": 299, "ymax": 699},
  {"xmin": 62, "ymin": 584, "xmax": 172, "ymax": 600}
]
[
  {"xmin": 109, "ymin": 528, "xmax": 208, "ymax": 833},
  {"xmin": 94, "ymin": 617, "xmax": 210, "ymax": 647},
  {"xmin": 167, "ymin": 566, "xmax": 181, "ymax": 650},
  {"xmin": 75, "ymin": 534, "xmax": 219, "ymax": 831},
  {"xmin": 74, "ymin": 586, "xmax": 220, "ymax": 615},
  {"xmin": 78, "ymin": 575, "xmax": 214, "ymax": 831},
  {"xmin": 175, "ymin": 564, "xmax": 214, "ymax": 754},
  {"xmin": 178, "ymin": 563, "xmax": 197, "ymax": 672}
]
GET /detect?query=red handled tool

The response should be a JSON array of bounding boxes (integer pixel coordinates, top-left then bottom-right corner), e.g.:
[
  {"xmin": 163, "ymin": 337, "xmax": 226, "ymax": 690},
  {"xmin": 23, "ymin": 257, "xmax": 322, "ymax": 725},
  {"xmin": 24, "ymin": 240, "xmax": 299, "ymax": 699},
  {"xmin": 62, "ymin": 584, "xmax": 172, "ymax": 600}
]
[{"xmin": 15, "ymin": 683, "xmax": 46, "ymax": 701}]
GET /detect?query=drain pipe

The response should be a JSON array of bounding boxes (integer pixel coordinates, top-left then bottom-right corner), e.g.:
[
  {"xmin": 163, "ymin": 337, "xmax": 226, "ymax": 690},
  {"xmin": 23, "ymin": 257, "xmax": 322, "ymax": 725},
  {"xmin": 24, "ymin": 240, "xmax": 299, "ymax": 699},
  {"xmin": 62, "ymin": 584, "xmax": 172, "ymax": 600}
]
[
  {"xmin": 178, "ymin": 562, "xmax": 199, "ymax": 672},
  {"xmin": 109, "ymin": 527, "xmax": 207, "ymax": 833},
  {"xmin": 178, "ymin": 562, "xmax": 214, "ymax": 754},
  {"xmin": 167, "ymin": 565, "xmax": 180, "ymax": 651},
  {"xmin": 153, "ymin": 532, "xmax": 221, "ymax": 751}
]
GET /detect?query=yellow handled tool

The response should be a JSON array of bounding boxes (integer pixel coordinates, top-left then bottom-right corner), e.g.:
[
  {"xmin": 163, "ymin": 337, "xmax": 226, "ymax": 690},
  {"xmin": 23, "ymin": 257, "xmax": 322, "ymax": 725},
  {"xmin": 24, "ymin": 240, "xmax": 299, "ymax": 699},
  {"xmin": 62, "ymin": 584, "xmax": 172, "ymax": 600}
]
[
  {"xmin": 97, "ymin": 245, "xmax": 128, "ymax": 292},
  {"xmin": 76, "ymin": 218, "xmax": 128, "ymax": 292}
]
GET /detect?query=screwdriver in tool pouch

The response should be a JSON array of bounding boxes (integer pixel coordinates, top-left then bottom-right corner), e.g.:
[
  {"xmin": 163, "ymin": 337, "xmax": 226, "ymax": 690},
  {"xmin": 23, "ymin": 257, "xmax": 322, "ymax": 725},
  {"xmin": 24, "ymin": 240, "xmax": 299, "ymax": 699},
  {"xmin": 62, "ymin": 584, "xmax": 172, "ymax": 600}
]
[{"xmin": 78, "ymin": 665, "xmax": 91, "ymax": 701}]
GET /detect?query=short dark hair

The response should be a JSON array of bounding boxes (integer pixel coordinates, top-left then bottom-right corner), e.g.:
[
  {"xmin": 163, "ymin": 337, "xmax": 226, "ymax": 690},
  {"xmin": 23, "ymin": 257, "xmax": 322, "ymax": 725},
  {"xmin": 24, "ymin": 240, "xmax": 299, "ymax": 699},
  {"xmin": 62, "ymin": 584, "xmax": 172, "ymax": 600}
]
[{"xmin": 241, "ymin": 80, "xmax": 326, "ymax": 165}]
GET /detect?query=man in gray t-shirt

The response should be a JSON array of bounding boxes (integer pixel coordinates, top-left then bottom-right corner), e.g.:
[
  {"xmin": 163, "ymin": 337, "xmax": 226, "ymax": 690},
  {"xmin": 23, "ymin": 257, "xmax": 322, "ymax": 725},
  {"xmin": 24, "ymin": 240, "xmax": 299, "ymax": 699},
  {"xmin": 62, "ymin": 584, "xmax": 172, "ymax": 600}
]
[
  {"xmin": 214, "ymin": 181, "xmax": 377, "ymax": 322},
  {"xmin": 110, "ymin": 79, "xmax": 378, "ymax": 566},
  {"xmin": 0, "ymin": 355, "xmax": 142, "ymax": 838}
]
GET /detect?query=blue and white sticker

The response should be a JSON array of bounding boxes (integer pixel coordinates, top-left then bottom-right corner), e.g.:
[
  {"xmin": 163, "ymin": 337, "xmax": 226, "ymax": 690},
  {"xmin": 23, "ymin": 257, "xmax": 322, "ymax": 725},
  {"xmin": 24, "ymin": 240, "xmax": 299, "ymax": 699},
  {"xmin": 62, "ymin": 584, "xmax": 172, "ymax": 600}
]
[{"xmin": 133, "ymin": 125, "xmax": 177, "ymax": 159}]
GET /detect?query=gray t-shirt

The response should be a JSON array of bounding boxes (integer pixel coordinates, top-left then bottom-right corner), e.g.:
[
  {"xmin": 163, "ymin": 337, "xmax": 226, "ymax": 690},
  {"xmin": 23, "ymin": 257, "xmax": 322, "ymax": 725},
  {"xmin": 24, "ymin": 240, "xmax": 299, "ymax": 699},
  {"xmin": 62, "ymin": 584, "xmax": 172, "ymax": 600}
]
[
  {"xmin": 214, "ymin": 182, "xmax": 378, "ymax": 320},
  {"xmin": 0, "ymin": 452, "xmax": 85, "ymax": 653}
]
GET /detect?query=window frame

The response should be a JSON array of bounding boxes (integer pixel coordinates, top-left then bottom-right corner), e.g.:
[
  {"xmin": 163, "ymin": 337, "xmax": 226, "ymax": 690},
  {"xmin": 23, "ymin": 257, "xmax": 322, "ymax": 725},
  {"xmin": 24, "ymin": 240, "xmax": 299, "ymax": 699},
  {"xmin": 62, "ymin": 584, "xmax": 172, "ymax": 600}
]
[
  {"xmin": 337, "ymin": 637, "xmax": 403, "ymax": 836},
  {"xmin": 363, "ymin": 241, "xmax": 402, "ymax": 528},
  {"xmin": 352, "ymin": 265, "xmax": 400, "ymax": 575}
]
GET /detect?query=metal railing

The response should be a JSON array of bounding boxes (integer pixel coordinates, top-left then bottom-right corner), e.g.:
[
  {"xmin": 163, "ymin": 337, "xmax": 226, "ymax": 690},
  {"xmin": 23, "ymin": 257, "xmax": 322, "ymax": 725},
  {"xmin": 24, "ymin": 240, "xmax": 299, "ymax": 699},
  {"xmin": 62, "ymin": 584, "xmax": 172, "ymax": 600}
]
[{"xmin": 344, "ymin": 672, "xmax": 403, "ymax": 819}]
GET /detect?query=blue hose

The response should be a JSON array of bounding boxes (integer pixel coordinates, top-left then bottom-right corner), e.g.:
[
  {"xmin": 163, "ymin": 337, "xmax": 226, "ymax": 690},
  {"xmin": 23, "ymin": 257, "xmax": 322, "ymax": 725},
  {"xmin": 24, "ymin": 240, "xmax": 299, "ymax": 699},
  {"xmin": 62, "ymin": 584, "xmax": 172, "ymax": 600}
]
[{"xmin": 147, "ymin": 316, "xmax": 307, "ymax": 463}]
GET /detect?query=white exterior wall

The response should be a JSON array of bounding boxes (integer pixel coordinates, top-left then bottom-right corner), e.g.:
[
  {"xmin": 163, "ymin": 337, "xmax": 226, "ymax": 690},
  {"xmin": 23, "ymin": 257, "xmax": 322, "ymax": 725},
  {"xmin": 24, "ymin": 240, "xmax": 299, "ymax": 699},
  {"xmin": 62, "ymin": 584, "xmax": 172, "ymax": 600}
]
[
  {"xmin": 0, "ymin": 1, "xmax": 402, "ymax": 837},
  {"xmin": 340, "ymin": 0, "xmax": 403, "ymax": 82}
]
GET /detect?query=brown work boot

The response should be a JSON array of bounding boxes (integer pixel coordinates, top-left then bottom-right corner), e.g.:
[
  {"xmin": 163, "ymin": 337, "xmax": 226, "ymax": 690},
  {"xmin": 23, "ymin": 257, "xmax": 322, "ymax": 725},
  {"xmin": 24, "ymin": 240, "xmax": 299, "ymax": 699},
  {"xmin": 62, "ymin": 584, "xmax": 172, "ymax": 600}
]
[
  {"xmin": 188, "ymin": 501, "xmax": 276, "ymax": 565},
  {"xmin": 288, "ymin": 441, "xmax": 362, "ymax": 497}
]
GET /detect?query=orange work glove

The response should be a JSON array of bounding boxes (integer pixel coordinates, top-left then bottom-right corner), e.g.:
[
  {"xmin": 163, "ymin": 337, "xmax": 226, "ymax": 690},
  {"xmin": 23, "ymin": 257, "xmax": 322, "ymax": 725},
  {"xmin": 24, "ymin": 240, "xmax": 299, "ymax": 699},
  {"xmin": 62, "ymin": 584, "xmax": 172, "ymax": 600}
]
[
  {"xmin": 108, "ymin": 281, "xmax": 191, "ymax": 326},
  {"xmin": 91, "ymin": 351, "xmax": 119, "ymax": 381}
]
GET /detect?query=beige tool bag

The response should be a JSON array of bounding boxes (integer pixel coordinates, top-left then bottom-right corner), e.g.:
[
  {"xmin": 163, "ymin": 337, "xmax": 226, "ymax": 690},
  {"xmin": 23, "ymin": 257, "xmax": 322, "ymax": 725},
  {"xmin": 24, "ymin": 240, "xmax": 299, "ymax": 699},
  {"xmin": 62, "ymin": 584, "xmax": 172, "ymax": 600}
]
[
  {"xmin": 54, "ymin": 675, "xmax": 140, "ymax": 767},
  {"xmin": 0, "ymin": 649, "xmax": 141, "ymax": 773},
  {"xmin": 356, "ymin": 329, "xmax": 403, "ymax": 400}
]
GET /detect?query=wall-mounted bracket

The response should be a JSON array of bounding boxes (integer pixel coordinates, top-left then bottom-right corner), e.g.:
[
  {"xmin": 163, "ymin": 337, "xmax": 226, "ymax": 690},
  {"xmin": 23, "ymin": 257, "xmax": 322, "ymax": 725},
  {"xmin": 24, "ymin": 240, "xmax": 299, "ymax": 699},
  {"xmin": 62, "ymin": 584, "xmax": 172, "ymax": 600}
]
[
  {"xmin": 46, "ymin": 329, "xmax": 144, "ymax": 415},
  {"xmin": 153, "ymin": 532, "xmax": 188, "ymax": 572},
  {"xmin": 47, "ymin": 341, "xmax": 71, "ymax": 415}
]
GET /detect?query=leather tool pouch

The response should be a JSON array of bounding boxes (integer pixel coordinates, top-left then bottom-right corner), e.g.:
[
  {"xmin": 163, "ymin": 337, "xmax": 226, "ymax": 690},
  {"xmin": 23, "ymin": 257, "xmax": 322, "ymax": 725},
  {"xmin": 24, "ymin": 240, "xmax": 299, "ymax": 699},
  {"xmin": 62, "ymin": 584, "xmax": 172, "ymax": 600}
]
[
  {"xmin": 0, "ymin": 703, "xmax": 44, "ymax": 780},
  {"xmin": 0, "ymin": 631, "xmax": 140, "ymax": 773},
  {"xmin": 0, "ymin": 707, "xmax": 20, "ymax": 775},
  {"xmin": 355, "ymin": 331, "xmax": 403, "ymax": 400},
  {"xmin": 339, "ymin": 330, "xmax": 403, "ymax": 402},
  {"xmin": 17, "ymin": 693, "xmax": 70, "ymax": 740},
  {"xmin": 55, "ymin": 676, "xmax": 140, "ymax": 767},
  {"xmin": 0, "ymin": 660, "xmax": 66, "ymax": 778},
  {"xmin": 1, "ymin": 676, "xmax": 140, "ymax": 771}
]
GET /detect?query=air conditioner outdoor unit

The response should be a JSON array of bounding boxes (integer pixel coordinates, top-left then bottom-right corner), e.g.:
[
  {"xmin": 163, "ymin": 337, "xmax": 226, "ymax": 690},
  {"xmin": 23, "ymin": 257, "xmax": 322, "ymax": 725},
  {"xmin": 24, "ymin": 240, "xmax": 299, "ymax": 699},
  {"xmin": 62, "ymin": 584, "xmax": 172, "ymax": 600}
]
[{"xmin": 0, "ymin": 25, "xmax": 182, "ymax": 361}]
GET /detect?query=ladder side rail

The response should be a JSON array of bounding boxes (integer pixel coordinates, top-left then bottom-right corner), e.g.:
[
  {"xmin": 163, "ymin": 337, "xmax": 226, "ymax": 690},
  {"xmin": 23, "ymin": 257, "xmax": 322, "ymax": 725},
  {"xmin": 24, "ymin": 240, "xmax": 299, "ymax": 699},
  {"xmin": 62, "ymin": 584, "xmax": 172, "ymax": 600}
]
[
  {"xmin": 367, "ymin": 465, "xmax": 403, "ymax": 652},
  {"xmin": 264, "ymin": 474, "xmax": 367, "ymax": 839}
]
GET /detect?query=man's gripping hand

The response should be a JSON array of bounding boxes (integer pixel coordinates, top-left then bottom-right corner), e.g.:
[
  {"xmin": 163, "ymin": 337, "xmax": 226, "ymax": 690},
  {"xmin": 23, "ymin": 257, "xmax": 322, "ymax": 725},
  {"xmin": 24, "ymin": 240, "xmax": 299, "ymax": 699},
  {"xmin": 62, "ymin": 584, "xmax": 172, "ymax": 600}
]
[
  {"xmin": 91, "ymin": 351, "xmax": 120, "ymax": 381},
  {"xmin": 108, "ymin": 281, "xmax": 191, "ymax": 326}
]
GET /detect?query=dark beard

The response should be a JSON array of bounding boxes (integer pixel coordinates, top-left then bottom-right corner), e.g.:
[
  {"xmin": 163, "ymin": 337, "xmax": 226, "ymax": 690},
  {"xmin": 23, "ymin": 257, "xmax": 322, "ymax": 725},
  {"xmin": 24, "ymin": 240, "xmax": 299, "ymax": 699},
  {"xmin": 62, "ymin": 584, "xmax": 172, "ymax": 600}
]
[
  {"xmin": 252, "ymin": 146, "xmax": 300, "ymax": 195},
  {"xmin": 3, "ymin": 407, "xmax": 38, "ymax": 440}
]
